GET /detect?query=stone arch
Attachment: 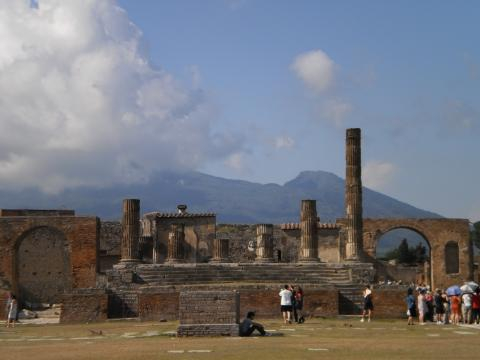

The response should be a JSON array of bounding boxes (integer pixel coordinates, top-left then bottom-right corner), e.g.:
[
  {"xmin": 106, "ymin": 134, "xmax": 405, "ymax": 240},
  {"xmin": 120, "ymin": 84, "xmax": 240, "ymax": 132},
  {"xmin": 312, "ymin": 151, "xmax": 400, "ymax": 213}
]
[
  {"xmin": 445, "ymin": 241, "xmax": 459, "ymax": 274},
  {"xmin": 15, "ymin": 226, "xmax": 71, "ymax": 306},
  {"xmin": 373, "ymin": 226, "xmax": 432, "ymax": 286},
  {"xmin": 362, "ymin": 218, "xmax": 471, "ymax": 289}
]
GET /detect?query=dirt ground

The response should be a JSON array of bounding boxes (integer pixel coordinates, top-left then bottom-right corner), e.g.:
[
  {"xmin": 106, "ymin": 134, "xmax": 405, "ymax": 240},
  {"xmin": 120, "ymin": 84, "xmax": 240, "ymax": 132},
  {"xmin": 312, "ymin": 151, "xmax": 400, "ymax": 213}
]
[{"xmin": 0, "ymin": 318, "xmax": 479, "ymax": 360}]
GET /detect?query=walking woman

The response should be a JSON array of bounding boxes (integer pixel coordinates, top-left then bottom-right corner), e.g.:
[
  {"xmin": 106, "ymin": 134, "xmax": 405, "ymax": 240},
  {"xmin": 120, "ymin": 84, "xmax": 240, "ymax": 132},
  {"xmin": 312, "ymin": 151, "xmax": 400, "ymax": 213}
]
[
  {"xmin": 406, "ymin": 288, "xmax": 416, "ymax": 325},
  {"xmin": 360, "ymin": 285, "xmax": 373, "ymax": 322},
  {"xmin": 295, "ymin": 286, "xmax": 305, "ymax": 323},
  {"xmin": 6, "ymin": 295, "xmax": 17, "ymax": 328}
]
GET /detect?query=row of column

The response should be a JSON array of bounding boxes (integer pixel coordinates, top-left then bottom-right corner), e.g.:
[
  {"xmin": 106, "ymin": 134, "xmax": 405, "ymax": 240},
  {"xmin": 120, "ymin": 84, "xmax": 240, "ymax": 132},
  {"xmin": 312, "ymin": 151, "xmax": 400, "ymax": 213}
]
[{"xmin": 121, "ymin": 198, "xmax": 321, "ymax": 264}]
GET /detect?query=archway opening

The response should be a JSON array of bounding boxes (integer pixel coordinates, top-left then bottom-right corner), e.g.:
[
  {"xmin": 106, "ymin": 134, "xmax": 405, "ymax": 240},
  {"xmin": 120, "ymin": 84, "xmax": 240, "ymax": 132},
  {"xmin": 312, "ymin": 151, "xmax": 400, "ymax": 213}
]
[
  {"xmin": 15, "ymin": 226, "xmax": 71, "ymax": 308},
  {"xmin": 375, "ymin": 228, "xmax": 431, "ymax": 287}
]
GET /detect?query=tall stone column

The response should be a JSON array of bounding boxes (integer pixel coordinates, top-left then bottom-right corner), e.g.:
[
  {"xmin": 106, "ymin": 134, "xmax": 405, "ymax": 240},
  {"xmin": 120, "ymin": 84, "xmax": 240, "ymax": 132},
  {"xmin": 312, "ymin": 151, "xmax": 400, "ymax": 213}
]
[
  {"xmin": 121, "ymin": 198, "xmax": 141, "ymax": 263},
  {"xmin": 345, "ymin": 128, "xmax": 363, "ymax": 261},
  {"xmin": 299, "ymin": 200, "xmax": 319, "ymax": 262},
  {"xmin": 166, "ymin": 224, "xmax": 185, "ymax": 263},
  {"xmin": 255, "ymin": 224, "xmax": 274, "ymax": 262},
  {"xmin": 152, "ymin": 237, "xmax": 161, "ymax": 264},
  {"xmin": 211, "ymin": 238, "xmax": 230, "ymax": 262}
]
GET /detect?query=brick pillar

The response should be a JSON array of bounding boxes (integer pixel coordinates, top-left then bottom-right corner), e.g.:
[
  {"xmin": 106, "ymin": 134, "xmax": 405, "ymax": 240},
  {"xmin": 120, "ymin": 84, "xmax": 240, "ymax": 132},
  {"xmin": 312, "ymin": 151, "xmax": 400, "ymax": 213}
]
[
  {"xmin": 255, "ymin": 224, "xmax": 274, "ymax": 262},
  {"xmin": 299, "ymin": 200, "xmax": 319, "ymax": 262},
  {"xmin": 210, "ymin": 238, "xmax": 230, "ymax": 262},
  {"xmin": 345, "ymin": 128, "xmax": 363, "ymax": 261},
  {"xmin": 121, "ymin": 199, "xmax": 141, "ymax": 263},
  {"xmin": 166, "ymin": 224, "xmax": 185, "ymax": 263}
]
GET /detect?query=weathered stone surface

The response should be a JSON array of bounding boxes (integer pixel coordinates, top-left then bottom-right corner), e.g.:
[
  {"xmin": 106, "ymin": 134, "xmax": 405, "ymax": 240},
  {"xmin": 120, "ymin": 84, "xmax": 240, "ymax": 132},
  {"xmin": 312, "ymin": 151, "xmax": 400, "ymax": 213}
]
[
  {"xmin": 177, "ymin": 290, "xmax": 239, "ymax": 336},
  {"xmin": 345, "ymin": 128, "xmax": 363, "ymax": 261},
  {"xmin": 60, "ymin": 289, "xmax": 108, "ymax": 323},
  {"xmin": 299, "ymin": 200, "xmax": 319, "ymax": 262},
  {"xmin": 255, "ymin": 224, "xmax": 274, "ymax": 262},
  {"xmin": 0, "ymin": 215, "xmax": 99, "ymax": 305},
  {"xmin": 362, "ymin": 218, "xmax": 472, "ymax": 289},
  {"xmin": 121, "ymin": 199, "xmax": 141, "ymax": 263}
]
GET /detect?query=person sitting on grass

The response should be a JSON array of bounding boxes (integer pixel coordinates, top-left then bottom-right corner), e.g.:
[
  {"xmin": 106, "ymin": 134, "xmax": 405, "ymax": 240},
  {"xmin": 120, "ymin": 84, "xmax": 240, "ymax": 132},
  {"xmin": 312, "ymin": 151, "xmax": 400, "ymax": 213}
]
[{"xmin": 239, "ymin": 311, "xmax": 270, "ymax": 337}]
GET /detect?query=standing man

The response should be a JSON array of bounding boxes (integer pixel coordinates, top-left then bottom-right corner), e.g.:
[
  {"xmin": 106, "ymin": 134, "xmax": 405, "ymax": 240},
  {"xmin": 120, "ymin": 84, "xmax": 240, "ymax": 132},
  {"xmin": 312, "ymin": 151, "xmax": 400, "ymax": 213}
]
[
  {"xmin": 279, "ymin": 284, "xmax": 293, "ymax": 324},
  {"xmin": 360, "ymin": 285, "xmax": 373, "ymax": 322}
]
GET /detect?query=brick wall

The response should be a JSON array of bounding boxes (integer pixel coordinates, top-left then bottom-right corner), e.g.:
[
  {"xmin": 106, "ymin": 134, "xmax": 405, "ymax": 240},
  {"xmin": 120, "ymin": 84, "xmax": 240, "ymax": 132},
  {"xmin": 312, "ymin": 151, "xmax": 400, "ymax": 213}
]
[
  {"xmin": 177, "ymin": 290, "xmax": 239, "ymax": 336},
  {"xmin": 370, "ymin": 288, "xmax": 409, "ymax": 318},
  {"xmin": 60, "ymin": 290, "xmax": 108, "ymax": 323},
  {"xmin": 0, "ymin": 216, "xmax": 99, "ymax": 305},
  {"xmin": 240, "ymin": 287, "xmax": 338, "ymax": 318},
  {"xmin": 0, "ymin": 289, "xmax": 9, "ymax": 320},
  {"xmin": 137, "ymin": 286, "xmax": 338, "ymax": 321},
  {"xmin": 138, "ymin": 290, "xmax": 179, "ymax": 321}
]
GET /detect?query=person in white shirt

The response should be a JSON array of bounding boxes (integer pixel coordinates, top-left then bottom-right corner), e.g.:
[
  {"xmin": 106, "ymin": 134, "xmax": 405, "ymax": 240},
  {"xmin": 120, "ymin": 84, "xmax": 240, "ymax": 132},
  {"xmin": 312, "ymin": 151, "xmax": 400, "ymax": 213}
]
[
  {"xmin": 462, "ymin": 292, "xmax": 472, "ymax": 324},
  {"xmin": 279, "ymin": 284, "xmax": 293, "ymax": 324}
]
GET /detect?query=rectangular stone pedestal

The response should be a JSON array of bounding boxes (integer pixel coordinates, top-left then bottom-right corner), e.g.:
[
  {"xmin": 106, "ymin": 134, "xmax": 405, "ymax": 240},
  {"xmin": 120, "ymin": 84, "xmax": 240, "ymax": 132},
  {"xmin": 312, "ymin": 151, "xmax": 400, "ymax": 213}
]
[{"xmin": 177, "ymin": 290, "xmax": 239, "ymax": 336}]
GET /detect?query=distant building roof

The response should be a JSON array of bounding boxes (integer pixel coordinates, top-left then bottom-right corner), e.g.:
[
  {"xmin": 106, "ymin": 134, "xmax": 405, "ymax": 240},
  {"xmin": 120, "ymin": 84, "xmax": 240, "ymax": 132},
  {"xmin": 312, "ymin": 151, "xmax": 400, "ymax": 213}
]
[
  {"xmin": 143, "ymin": 211, "xmax": 216, "ymax": 219},
  {"xmin": 0, "ymin": 209, "xmax": 75, "ymax": 217},
  {"xmin": 281, "ymin": 222, "xmax": 340, "ymax": 230}
]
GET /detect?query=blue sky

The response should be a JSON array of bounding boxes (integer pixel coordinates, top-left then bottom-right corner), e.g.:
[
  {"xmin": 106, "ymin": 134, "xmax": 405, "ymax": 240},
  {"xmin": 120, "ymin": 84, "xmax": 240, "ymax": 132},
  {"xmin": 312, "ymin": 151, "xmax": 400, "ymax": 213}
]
[
  {"xmin": 117, "ymin": 0, "xmax": 480, "ymax": 219},
  {"xmin": 0, "ymin": 1, "xmax": 478, "ymax": 221}
]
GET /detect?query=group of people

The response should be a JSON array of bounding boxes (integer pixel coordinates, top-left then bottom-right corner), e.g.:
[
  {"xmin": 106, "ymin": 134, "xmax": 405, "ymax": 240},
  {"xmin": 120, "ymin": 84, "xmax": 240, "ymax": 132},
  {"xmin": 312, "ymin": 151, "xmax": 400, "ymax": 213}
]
[
  {"xmin": 278, "ymin": 284, "xmax": 305, "ymax": 324},
  {"xmin": 407, "ymin": 286, "xmax": 480, "ymax": 325},
  {"xmin": 239, "ymin": 284, "xmax": 305, "ymax": 337},
  {"xmin": 4, "ymin": 292, "xmax": 18, "ymax": 328}
]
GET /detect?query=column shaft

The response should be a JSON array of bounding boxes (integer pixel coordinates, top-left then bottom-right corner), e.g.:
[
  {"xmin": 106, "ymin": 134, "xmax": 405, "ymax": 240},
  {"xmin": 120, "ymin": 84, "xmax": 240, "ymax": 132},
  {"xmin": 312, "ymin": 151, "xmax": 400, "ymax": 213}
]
[
  {"xmin": 299, "ymin": 200, "xmax": 319, "ymax": 262},
  {"xmin": 121, "ymin": 199, "xmax": 141, "ymax": 262},
  {"xmin": 255, "ymin": 224, "xmax": 274, "ymax": 262},
  {"xmin": 167, "ymin": 224, "xmax": 185, "ymax": 263}
]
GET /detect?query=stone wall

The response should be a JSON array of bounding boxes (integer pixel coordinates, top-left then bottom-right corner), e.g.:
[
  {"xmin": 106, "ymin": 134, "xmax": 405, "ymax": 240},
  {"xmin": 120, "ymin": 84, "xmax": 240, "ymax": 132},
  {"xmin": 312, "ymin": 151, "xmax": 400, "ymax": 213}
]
[
  {"xmin": 371, "ymin": 287, "xmax": 409, "ymax": 318},
  {"xmin": 177, "ymin": 290, "xmax": 239, "ymax": 336},
  {"xmin": 363, "ymin": 218, "xmax": 472, "ymax": 289},
  {"xmin": 60, "ymin": 289, "xmax": 108, "ymax": 323},
  {"xmin": 0, "ymin": 289, "xmax": 9, "ymax": 320},
  {"xmin": 99, "ymin": 221, "xmax": 121, "ymax": 273},
  {"xmin": 138, "ymin": 289, "xmax": 179, "ymax": 321},
  {"xmin": 0, "ymin": 215, "xmax": 99, "ymax": 305}
]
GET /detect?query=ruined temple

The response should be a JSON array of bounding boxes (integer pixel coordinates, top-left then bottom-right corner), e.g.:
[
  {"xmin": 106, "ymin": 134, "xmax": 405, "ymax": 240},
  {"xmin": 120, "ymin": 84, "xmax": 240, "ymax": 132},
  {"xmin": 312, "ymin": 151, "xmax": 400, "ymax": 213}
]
[{"xmin": 0, "ymin": 128, "xmax": 475, "ymax": 322}]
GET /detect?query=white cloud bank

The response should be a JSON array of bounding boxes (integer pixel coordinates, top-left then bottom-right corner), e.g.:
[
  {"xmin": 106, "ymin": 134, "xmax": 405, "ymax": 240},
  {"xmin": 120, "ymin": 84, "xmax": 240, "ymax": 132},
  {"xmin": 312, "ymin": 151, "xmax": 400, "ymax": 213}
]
[
  {"xmin": 291, "ymin": 49, "xmax": 335, "ymax": 93},
  {"xmin": 363, "ymin": 161, "xmax": 397, "ymax": 191},
  {"xmin": 274, "ymin": 136, "xmax": 295, "ymax": 150},
  {"xmin": 0, "ymin": 0, "xmax": 239, "ymax": 192}
]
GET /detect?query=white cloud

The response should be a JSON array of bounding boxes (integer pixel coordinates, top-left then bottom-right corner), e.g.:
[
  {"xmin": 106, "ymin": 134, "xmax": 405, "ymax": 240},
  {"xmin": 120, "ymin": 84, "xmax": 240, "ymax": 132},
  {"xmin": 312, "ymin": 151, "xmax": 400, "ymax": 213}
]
[
  {"xmin": 0, "ymin": 0, "xmax": 240, "ymax": 193},
  {"xmin": 224, "ymin": 152, "xmax": 249, "ymax": 173},
  {"xmin": 274, "ymin": 136, "xmax": 295, "ymax": 150},
  {"xmin": 363, "ymin": 161, "xmax": 397, "ymax": 191},
  {"xmin": 291, "ymin": 49, "xmax": 335, "ymax": 93},
  {"xmin": 320, "ymin": 98, "xmax": 352, "ymax": 127}
]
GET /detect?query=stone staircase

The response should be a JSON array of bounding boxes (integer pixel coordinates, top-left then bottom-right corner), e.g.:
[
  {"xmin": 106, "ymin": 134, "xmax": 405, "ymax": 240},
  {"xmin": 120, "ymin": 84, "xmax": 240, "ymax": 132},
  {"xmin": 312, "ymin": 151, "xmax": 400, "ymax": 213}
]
[
  {"xmin": 337, "ymin": 284, "xmax": 364, "ymax": 315},
  {"xmin": 134, "ymin": 263, "xmax": 352, "ymax": 286}
]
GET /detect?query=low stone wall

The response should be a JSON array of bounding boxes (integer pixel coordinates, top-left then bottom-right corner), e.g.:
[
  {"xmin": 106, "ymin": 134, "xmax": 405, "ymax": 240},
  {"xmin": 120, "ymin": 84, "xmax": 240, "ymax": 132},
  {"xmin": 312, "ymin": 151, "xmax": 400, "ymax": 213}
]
[
  {"xmin": 138, "ymin": 289, "xmax": 179, "ymax": 321},
  {"xmin": 240, "ymin": 287, "xmax": 338, "ymax": 318},
  {"xmin": 137, "ymin": 285, "xmax": 338, "ymax": 321},
  {"xmin": 0, "ymin": 289, "xmax": 9, "ymax": 320},
  {"xmin": 60, "ymin": 289, "xmax": 108, "ymax": 323},
  {"xmin": 371, "ymin": 287, "xmax": 409, "ymax": 318},
  {"xmin": 177, "ymin": 290, "xmax": 239, "ymax": 336}
]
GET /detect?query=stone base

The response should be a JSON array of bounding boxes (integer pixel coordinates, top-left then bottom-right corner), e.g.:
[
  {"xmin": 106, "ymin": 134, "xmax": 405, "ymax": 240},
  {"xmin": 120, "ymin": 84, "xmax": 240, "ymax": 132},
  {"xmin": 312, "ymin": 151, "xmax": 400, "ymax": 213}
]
[
  {"xmin": 298, "ymin": 258, "xmax": 320, "ymax": 263},
  {"xmin": 177, "ymin": 324, "xmax": 239, "ymax": 337},
  {"xmin": 209, "ymin": 258, "xmax": 230, "ymax": 263},
  {"xmin": 254, "ymin": 258, "xmax": 275, "ymax": 263},
  {"xmin": 165, "ymin": 259, "xmax": 185, "ymax": 264}
]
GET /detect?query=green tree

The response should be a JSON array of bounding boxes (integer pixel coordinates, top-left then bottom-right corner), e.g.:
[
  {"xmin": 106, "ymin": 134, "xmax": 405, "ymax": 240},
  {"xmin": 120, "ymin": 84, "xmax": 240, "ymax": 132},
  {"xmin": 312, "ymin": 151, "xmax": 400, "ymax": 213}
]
[{"xmin": 398, "ymin": 238, "xmax": 412, "ymax": 264}]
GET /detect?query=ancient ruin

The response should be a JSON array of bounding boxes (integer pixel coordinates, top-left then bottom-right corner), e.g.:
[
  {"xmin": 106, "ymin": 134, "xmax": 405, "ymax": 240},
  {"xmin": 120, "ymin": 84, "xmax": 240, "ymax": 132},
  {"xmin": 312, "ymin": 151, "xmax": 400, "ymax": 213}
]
[{"xmin": 0, "ymin": 128, "xmax": 475, "ymax": 323}]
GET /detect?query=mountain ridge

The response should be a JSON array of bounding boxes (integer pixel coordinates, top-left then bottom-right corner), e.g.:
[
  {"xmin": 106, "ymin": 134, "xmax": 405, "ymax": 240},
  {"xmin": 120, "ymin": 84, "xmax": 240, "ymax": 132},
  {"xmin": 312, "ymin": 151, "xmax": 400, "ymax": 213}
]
[{"xmin": 0, "ymin": 170, "xmax": 442, "ymax": 223}]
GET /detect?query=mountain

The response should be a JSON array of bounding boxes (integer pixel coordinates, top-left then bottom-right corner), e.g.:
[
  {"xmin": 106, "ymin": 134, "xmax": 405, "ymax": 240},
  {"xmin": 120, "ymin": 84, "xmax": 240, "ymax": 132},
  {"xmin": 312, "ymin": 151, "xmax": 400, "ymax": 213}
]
[{"xmin": 0, "ymin": 170, "xmax": 441, "ymax": 223}]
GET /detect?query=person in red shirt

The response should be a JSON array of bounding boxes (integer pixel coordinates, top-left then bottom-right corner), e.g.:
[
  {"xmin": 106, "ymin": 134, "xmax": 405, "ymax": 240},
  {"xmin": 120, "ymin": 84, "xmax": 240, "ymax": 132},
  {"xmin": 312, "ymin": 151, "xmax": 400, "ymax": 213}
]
[
  {"xmin": 450, "ymin": 295, "xmax": 461, "ymax": 325},
  {"xmin": 472, "ymin": 288, "xmax": 480, "ymax": 325}
]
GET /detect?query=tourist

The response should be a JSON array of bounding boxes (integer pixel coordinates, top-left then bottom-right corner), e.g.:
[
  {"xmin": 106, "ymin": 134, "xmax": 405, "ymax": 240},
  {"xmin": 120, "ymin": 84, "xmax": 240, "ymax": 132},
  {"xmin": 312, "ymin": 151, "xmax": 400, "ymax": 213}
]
[
  {"xmin": 239, "ymin": 311, "xmax": 269, "ymax": 336},
  {"xmin": 425, "ymin": 291, "xmax": 434, "ymax": 322},
  {"xmin": 6, "ymin": 295, "xmax": 17, "ymax": 328},
  {"xmin": 417, "ymin": 289, "xmax": 427, "ymax": 325},
  {"xmin": 360, "ymin": 285, "xmax": 373, "ymax": 322},
  {"xmin": 450, "ymin": 294, "xmax": 461, "ymax": 325},
  {"xmin": 461, "ymin": 291, "xmax": 472, "ymax": 324},
  {"xmin": 434, "ymin": 289, "xmax": 445, "ymax": 324},
  {"xmin": 290, "ymin": 285, "xmax": 298, "ymax": 323},
  {"xmin": 279, "ymin": 284, "xmax": 293, "ymax": 324},
  {"xmin": 442, "ymin": 291, "xmax": 450, "ymax": 325},
  {"xmin": 406, "ymin": 288, "xmax": 416, "ymax": 325},
  {"xmin": 471, "ymin": 288, "xmax": 480, "ymax": 324},
  {"xmin": 295, "ymin": 286, "xmax": 305, "ymax": 324}
]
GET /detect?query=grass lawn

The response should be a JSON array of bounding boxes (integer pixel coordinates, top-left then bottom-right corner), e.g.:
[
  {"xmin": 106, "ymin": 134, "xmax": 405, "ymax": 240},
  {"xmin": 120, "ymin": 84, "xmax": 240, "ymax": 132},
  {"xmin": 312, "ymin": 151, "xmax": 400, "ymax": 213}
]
[{"xmin": 0, "ymin": 318, "xmax": 479, "ymax": 360}]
